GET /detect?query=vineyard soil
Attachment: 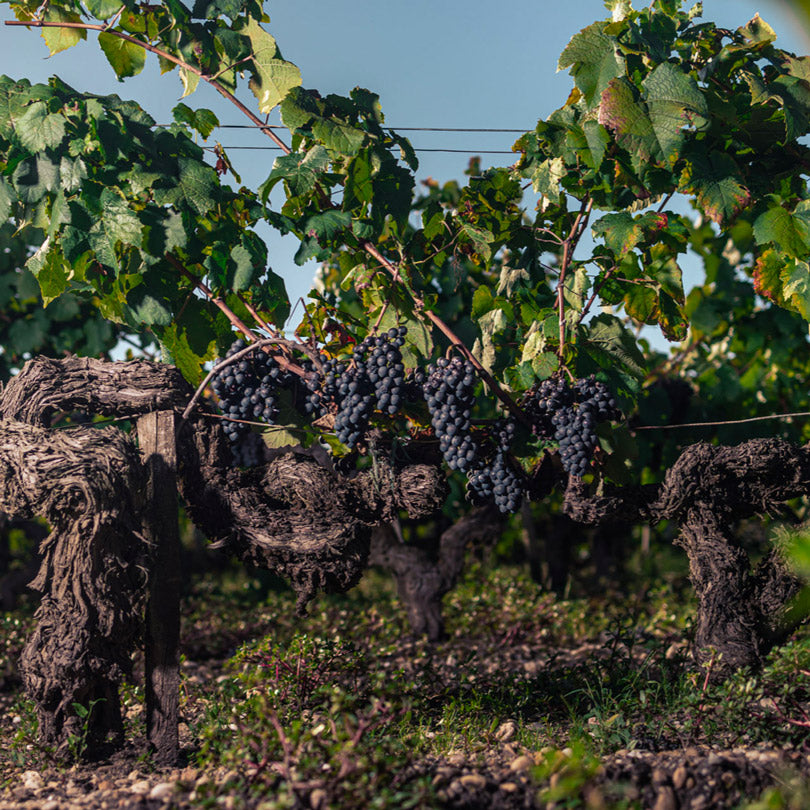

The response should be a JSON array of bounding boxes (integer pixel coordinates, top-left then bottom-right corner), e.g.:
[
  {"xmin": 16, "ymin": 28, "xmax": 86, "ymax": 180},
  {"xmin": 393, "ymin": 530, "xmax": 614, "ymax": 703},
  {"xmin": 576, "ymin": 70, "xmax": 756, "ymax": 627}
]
[{"xmin": 1, "ymin": 560, "xmax": 809, "ymax": 810}]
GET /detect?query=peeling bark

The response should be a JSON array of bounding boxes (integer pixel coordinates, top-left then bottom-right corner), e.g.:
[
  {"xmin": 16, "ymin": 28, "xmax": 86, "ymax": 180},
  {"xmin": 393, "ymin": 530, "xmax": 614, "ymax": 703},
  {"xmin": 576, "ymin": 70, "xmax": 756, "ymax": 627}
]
[
  {"xmin": 0, "ymin": 355, "xmax": 450, "ymax": 755},
  {"xmin": 369, "ymin": 507, "xmax": 503, "ymax": 640},
  {"xmin": 564, "ymin": 439, "xmax": 810, "ymax": 674},
  {"xmin": 0, "ymin": 420, "xmax": 146, "ymax": 755}
]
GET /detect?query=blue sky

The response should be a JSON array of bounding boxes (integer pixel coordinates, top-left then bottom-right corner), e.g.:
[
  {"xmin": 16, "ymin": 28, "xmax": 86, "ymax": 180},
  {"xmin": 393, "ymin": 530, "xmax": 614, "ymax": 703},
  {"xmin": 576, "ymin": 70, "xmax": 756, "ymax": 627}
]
[{"xmin": 1, "ymin": 1, "xmax": 808, "ymax": 316}]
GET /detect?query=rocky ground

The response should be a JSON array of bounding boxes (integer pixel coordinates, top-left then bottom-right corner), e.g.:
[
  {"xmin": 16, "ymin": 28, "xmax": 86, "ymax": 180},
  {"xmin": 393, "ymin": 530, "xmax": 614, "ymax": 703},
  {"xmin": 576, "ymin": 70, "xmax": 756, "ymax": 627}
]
[{"xmin": 2, "ymin": 565, "xmax": 810, "ymax": 809}]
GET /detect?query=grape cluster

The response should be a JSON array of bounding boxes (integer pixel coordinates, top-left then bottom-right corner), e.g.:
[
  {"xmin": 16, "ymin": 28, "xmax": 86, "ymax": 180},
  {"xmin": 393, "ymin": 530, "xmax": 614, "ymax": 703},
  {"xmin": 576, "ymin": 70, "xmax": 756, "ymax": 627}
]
[
  {"xmin": 366, "ymin": 327, "xmax": 407, "ymax": 414},
  {"xmin": 423, "ymin": 357, "xmax": 478, "ymax": 472},
  {"xmin": 303, "ymin": 327, "xmax": 409, "ymax": 449},
  {"xmin": 574, "ymin": 376, "xmax": 621, "ymax": 421},
  {"xmin": 525, "ymin": 374, "xmax": 620, "ymax": 478},
  {"xmin": 211, "ymin": 338, "xmax": 291, "ymax": 450},
  {"xmin": 523, "ymin": 376, "xmax": 574, "ymax": 439},
  {"xmin": 467, "ymin": 420, "xmax": 525, "ymax": 513}
]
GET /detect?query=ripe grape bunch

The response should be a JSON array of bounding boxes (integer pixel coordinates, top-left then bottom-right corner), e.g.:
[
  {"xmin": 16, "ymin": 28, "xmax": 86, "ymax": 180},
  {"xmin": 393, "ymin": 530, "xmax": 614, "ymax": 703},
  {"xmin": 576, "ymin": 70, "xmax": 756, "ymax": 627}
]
[
  {"xmin": 467, "ymin": 420, "xmax": 525, "ymax": 514},
  {"xmin": 211, "ymin": 338, "xmax": 291, "ymax": 452},
  {"xmin": 423, "ymin": 356, "xmax": 478, "ymax": 472},
  {"xmin": 304, "ymin": 327, "xmax": 408, "ymax": 449},
  {"xmin": 526, "ymin": 375, "xmax": 620, "ymax": 478}
]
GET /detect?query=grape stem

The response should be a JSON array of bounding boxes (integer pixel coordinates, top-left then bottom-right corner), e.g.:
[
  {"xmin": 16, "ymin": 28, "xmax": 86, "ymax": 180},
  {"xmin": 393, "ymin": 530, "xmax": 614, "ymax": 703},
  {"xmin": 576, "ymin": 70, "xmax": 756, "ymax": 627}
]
[
  {"xmin": 362, "ymin": 242, "xmax": 530, "ymax": 426},
  {"xmin": 557, "ymin": 197, "xmax": 592, "ymax": 361},
  {"xmin": 179, "ymin": 337, "xmax": 296, "ymax": 424},
  {"xmin": 168, "ymin": 254, "xmax": 310, "ymax": 379}
]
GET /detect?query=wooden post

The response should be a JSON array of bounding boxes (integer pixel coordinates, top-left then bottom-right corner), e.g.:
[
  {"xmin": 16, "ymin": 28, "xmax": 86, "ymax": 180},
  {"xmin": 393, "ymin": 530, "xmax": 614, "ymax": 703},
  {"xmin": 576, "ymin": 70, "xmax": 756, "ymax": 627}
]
[{"xmin": 137, "ymin": 410, "xmax": 181, "ymax": 765}]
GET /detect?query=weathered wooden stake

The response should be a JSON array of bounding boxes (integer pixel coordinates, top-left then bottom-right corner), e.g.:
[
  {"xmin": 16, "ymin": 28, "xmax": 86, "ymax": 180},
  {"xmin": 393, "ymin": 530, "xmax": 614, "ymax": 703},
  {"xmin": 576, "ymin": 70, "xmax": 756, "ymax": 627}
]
[{"xmin": 137, "ymin": 410, "xmax": 181, "ymax": 765}]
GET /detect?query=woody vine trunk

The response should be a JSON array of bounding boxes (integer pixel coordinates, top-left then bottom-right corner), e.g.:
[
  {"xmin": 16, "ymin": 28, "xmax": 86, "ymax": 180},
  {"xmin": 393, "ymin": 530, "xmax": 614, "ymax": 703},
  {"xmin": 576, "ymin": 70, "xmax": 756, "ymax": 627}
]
[{"xmin": 564, "ymin": 439, "xmax": 810, "ymax": 675}]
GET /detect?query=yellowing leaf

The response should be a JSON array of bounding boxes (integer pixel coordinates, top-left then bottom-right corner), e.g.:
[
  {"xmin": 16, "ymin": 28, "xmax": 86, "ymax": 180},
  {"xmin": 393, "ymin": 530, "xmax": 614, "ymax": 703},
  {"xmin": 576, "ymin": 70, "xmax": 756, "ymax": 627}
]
[
  {"xmin": 243, "ymin": 19, "xmax": 302, "ymax": 113},
  {"xmin": 41, "ymin": 8, "xmax": 86, "ymax": 55}
]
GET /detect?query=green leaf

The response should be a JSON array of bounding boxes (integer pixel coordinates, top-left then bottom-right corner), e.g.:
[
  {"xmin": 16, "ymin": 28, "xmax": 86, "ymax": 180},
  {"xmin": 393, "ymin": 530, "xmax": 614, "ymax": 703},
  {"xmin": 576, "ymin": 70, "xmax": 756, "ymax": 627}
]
[
  {"xmin": 27, "ymin": 242, "xmax": 69, "ymax": 306},
  {"xmin": 0, "ymin": 177, "xmax": 14, "ymax": 220},
  {"xmin": 172, "ymin": 103, "xmax": 219, "ymax": 138},
  {"xmin": 60, "ymin": 156, "xmax": 87, "ymax": 192},
  {"xmin": 178, "ymin": 157, "xmax": 218, "ymax": 215},
  {"xmin": 87, "ymin": 189, "xmax": 143, "ymax": 271},
  {"xmin": 581, "ymin": 313, "xmax": 645, "ymax": 380},
  {"xmin": 85, "ymin": 0, "xmax": 126, "ymax": 18},
  {"xmin": 16, "ymin": 103, "xmax": 66, "ymax": 152},
  {"xmin": 127, "ymin": 272, "xmax": 175, "ymax": 326},
  {"xmin": 598, "ymin": 78, "xmax": 656, "ymax": 163},
  {"xmin": 532, "ymin": 157, "xmax": 565, "ymax": 206},
  {"xmin": 98, "ymin": 32, "xmax": 146, "ymax": 80},
  {"xmin": 753, "ymin": 201, "xmax": 810, "ymax": 258},
  {"xmin": 243, "ymin": 19, "xmax": 302, "ymax": 113},
  {"xmin": 41, "ymin": 8, "xmax": 86, "ymax": 55},
  {"xmin": 261, "ymin": 145, "xmax": 329, "ymax": 200},
  {"xmin": 262, "ymin": 424, "xmax": 302, "ymax": 450},
  {"xmin": 304, "ymin": 210, "xmax": 352, "ymax": 241},
  {"xmin": 504, "ymin": 362, "xmax": 536, "ymax": 392},
  {"xmin": 558, "ymin": 22, "xmax": 624, "ymax": 106},
  {"xmin": 592, "ymin": 212, "xmax": 643, "ymax": 257},
  {"xmin": 738, "ymin": 13, "xmax": 777, "ymax": 45},
  {"xmin": 312, "ymin": 118, "xmax": 365, "ymax": 156},
  {"xmin": 497, "ymin": 264, "xmax": 530, "ymax": 296},
  {"xmin": 472, "ymin": 286, "xmax": 495, "ymax": 319},
  {"xmin": 782, "ymin": 260, "xmax": 810, "ymax": 320},
  {"xmin": 402, "ymin": 317, "xmax": 433, "ymax": 362},
  {"xmin": 179, "ymin": 67, "xmax": 201, "ymax": 98},
  {"xmin": 459, "ymin": 223, "xmax": 495, "ymax": 263},
  {"xmin": 531, "ymin": 351, "xmax": 560, "ymax": 380},
  {"xmin": 563, "ymin": 265, "xmax": 590, "ymax": 313},
  {"xmin": 678, "ymin": 152, "xmax": 751, "ymax": 225},
  {"xmin": 12, "ymin": 155, "xmax": 59, "ymax": 203},
  {"xmin": 623, "ymin": 284, "xmax": 657, "ymax": 322},
  {"xmin": 159, "ymin": 322, "xmax": 207, "ymax": 384},
  {"xmin": 642, "ymin": 62, "xmax": 707, "ymax": 165}
]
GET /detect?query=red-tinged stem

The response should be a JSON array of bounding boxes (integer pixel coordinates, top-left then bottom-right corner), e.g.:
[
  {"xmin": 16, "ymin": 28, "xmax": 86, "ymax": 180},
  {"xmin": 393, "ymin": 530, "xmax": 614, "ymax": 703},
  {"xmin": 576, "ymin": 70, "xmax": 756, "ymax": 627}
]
[
  {"xmin": 166, "ymin": 255, "xmax": 306, "ymax": 378},
  {"xmin": 4, "ymin": 18, "xmax": 291, "ymax": 153},
  {"xmin": 362, "ymin": 241, "xmax": 529, "ymax": 425},
  {"xmin": 557, "ymin": 197, "xmax": 592, "ymax": 361}
]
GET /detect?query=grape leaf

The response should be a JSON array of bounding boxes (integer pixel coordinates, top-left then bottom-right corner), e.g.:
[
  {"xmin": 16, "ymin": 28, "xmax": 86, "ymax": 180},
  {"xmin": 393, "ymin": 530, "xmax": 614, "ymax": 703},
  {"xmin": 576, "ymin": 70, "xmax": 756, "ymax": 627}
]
[
  {"xmin": 753, "ymin": 200, "xmax": 810, "ymax": 258},
  {"xmin": 558, "ymin": 22, "xmax": 624, "ymax": 106},
  {"xmin": 12, "ymin": 155, "xmax": 59, "ymax": 203},
  {"xmin": 642, "ymin": 62, "xmax": 707, "ymax": 165},
  {"xmin": 0, "ymin": 177, "xmax": 14, "ymax": 220},
  {"xmin": 98, "ymin": 32, "xmax": 146, "ymax": 80},
  {"xmin": 16, "ymin": 103, "xmax": 66, "ymax": 152},
  {"xmin": 84, "ymin": 0, "xmax": 126, "ymax": 18},
  {"xmin": 598, "ymin": 78, "xmax": 657, "ymax": 162},
  {"xmin": 678, "ymin": 152, "xmax": 751, "ymax": 225},
  {"xmin": 41, "ymin": 8, "xmax": 86, "ymax": 55},
  {"xmin": 243, "ymin": 19, "xmax": 302, "ymax": 113}
]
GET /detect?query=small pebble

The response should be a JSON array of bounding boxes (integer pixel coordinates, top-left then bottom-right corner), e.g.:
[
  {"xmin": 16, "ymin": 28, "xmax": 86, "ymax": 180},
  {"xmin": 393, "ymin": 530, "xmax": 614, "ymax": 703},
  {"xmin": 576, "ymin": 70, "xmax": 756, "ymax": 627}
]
[
  {"xmin": 509, "ymin": 755, "xmax": 534, "ymax": 773},
  {"xmin": 21, "ymin": 771, "xmax": 43, "ymax": 791},
  {"xmin": 460, "ymin": 773, "xmax": 487, "ymax": 789},
  {"xmin": 148, "ymin": 782, "xmax": 175, "ymax": 801}
]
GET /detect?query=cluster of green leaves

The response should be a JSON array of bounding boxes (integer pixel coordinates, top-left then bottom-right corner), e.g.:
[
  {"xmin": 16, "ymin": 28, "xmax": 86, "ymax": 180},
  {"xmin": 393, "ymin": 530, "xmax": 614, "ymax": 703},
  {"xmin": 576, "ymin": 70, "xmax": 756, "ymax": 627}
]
[
  {"xmin": 7, "ymin": 0, "xmax": 300, "ymax": 110},
  {"xmin": 0, "ymin": 222, "xmax": 124, "ymax": 381},
  {"xmin": 5, "ymin": 0, "xmax": 810, "ymax": 486},
  {"xmin": 0, "ymin": 73, "xmax": 290, "ymax": 382}
]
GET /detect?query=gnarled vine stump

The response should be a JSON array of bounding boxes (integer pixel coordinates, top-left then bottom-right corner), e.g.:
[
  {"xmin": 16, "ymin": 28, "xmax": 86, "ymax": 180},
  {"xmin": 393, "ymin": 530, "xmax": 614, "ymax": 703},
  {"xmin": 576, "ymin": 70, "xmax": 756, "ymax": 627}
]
[
  {"xmin": 0, "ymin": 355, "xmax": 448, "ymax": 754},
  {"xmin": 565, "ymin": 439, "xmax": 810, "ymax": 675},
  {"xmin": 0, "ymin": 420, "xmax": 146, "ymax": 755},
  {"xmin": 369, "ymin": 506, "xmax": 503, "ymax": 640}
]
